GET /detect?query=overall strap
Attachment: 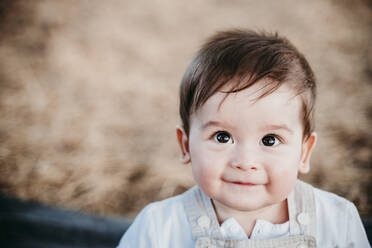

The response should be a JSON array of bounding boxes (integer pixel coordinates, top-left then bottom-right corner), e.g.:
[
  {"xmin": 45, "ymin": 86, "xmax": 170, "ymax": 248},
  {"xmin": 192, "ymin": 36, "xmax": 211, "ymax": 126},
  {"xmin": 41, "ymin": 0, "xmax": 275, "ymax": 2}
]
[
  {"xmin": 182, "ymin": 186, "xmax": 223, "ymax": 239},
  {"xmin": 195, "ymin": 236, "xmax": 316, "ymax": 248},
  {"xmin": 287, "ymin": 180, "xmax": 317, "ymax": 237}
]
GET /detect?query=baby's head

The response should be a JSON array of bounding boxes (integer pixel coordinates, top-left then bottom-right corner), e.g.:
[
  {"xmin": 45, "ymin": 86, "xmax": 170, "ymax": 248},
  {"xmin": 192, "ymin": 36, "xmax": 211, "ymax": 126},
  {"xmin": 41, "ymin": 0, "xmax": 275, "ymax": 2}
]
[
  {"xmin": 179, "ymin": 29, "xmax": 316, "ymax": 141},
  {"xmin": 176, "ymin": 29, "xmax": 317, "ymax": 213}
]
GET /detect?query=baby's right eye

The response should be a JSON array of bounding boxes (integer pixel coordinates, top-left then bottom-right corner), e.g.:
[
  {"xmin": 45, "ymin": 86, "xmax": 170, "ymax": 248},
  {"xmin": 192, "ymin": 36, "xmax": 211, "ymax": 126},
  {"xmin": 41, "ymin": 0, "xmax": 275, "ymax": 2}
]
[{"xmin": 214, "ymin": 131, "xmax": 233, "ymax": 144}]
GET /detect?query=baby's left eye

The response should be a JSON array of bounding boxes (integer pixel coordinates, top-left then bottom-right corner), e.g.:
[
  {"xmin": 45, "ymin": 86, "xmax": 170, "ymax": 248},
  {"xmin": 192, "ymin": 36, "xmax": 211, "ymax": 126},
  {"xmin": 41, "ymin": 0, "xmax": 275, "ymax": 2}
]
[
  {"xmin": 260, "ymin": 135, "xmax": 280, "ymax": 147},
  {"xmin": 214, "ymin": 131, "xmax": 233, "ymax": 144}
]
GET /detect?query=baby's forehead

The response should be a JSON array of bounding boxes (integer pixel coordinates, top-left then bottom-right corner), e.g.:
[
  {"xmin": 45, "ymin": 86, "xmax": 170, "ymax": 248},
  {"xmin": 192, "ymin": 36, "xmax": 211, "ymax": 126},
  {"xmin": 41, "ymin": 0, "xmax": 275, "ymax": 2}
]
[
  {"xmin": 194, "ymin": 84, "xmax": 302, "ymax": 123},
  {"xmin": 208, "ymin": 82, "xmax": 300, "ymax": 111}
]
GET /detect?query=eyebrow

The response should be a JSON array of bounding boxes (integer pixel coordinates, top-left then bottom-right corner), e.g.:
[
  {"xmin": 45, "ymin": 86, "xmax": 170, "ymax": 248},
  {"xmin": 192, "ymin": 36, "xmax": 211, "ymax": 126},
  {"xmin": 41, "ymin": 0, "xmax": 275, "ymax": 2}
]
[
  {"xmin": 263, "ymin": 124, "xmax": 294, "ymax": 134},
  {"xmin": 201, "ymin": 121, "xmax": 294, "ymax": 134},
  {"xmin": 201, "ymin": 121, "xmax": 227, "ymax": 130}
]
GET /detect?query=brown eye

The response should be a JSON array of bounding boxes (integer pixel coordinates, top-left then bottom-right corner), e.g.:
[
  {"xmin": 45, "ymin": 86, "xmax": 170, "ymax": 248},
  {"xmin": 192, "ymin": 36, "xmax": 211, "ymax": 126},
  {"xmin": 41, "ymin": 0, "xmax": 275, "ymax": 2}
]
[
  {"xmin": 214, "ymin": 131, "xmax": 233, "ymax": 144},
  {"xmin": 261, "ymin": 135, "xmax": 279, "ymax": 146}
]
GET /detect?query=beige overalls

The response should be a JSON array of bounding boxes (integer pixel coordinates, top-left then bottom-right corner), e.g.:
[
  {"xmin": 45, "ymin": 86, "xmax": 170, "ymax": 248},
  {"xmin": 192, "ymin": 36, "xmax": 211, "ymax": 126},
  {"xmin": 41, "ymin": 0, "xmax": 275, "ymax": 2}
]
[{"xmin": 182, "ymin": 180, "xmax": 317, "ymax": 248}]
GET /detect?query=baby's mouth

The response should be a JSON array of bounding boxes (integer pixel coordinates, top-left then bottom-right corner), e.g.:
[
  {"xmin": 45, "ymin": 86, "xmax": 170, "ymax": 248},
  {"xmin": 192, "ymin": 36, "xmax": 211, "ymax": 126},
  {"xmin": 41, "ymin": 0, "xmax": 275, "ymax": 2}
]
[
  {"xmin": 222, "ymin": 178, "xmax": 260, "ymax": 186},
  {"xmin": 231, "ymin": 181, "xmax": 257, "ymax": 186}
]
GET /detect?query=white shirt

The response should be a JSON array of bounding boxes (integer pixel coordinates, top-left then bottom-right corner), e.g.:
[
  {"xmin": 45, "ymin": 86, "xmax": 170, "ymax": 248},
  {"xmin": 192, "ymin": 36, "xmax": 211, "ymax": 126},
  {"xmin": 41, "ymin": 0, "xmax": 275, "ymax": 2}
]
[{"xmin": 118, "ymin": 185, "xmax": 370, "ymax": 247}]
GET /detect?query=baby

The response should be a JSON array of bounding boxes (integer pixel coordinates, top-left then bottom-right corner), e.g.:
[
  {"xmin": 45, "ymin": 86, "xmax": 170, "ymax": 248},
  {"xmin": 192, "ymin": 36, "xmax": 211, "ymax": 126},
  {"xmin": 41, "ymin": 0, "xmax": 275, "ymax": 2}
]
[{"xmin": 118, "ymin": 29, "xmax": 370, "ymax": 247}]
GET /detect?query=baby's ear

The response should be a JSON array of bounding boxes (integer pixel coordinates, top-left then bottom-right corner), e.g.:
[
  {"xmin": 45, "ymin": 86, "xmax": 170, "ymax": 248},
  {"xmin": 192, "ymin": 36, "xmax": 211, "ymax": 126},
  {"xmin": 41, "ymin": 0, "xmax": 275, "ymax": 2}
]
[
  {"xmin": 298, "ymin": 132, "xmax": 317, "ymax": 174},
  {"xmin": 176, "ymin": 125, "xmax": 191, "ymax": 164}
]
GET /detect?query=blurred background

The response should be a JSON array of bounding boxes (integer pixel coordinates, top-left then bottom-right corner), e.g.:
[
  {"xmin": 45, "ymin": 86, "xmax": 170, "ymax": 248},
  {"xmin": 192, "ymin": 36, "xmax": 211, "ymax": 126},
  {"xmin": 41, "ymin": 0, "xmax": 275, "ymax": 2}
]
[{"xmin": 0, "ymin": 0, "xmax": 371, "ymax": 224}]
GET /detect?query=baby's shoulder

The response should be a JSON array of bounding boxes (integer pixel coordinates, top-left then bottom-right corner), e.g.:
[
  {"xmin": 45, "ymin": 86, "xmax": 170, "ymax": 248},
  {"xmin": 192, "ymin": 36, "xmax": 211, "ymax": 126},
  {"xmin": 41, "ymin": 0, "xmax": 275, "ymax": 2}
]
[
  {"xmin": 312, "ymin": 185, "xmax": 354, "ymax": 212},
  {"xmin": 141, "ymin": 192, "xmax": 187, "ymax": 220},
  {"xmin": 310, "ymin": 185, "xmax": 369, "ymax": 246},
  {"xmin": 118, "ymin": 190, "xmax": 193, "ymax": 247},
  {"xmin": 312, "ymin": 185, "xmax": 357, "ymax": 233}
]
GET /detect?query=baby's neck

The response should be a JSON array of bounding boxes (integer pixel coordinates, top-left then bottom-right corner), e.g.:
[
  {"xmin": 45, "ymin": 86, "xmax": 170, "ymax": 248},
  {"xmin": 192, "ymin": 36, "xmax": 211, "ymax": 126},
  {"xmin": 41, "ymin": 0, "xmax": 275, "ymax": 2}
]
[{"xmin": 212, "ymin": 199, "xmax": 289, "ymax": 238}]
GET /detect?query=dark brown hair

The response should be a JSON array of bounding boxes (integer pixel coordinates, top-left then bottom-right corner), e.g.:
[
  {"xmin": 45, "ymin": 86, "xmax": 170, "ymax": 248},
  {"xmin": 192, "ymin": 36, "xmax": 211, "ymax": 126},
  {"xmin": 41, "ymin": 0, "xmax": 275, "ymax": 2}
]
[{"xmin": 179, "ymin": 29, "xmax": 316, "ymax": 140}]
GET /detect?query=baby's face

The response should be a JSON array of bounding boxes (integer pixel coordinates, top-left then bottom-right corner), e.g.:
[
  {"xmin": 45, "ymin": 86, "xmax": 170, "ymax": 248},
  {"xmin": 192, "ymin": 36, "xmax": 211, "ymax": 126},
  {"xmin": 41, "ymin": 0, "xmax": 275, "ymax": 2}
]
[{"xmin": 178, "ymin": 80, "xmax": 316, "ymax": 214}]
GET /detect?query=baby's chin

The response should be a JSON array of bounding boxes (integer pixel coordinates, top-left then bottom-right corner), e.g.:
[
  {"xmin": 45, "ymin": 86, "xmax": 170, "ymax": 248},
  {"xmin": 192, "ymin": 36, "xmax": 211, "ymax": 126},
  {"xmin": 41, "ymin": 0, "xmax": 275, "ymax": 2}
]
[
  {"xmin": 216, "ymin": 200, "xmax": 272, "ymax": 213},
  {"xmin": 212, "ymin": 195, "xmax": 288, "ymax": 216}
]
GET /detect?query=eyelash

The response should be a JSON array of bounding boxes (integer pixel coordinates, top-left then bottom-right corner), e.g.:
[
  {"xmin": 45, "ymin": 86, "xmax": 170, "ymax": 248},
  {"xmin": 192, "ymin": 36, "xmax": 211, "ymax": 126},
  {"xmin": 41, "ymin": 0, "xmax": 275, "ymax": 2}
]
[
  {"xmin": 260, "ymin": 134, "xmax": 283, "ymax": 147},
  {"xmin": 269, "ymin": 133, "xmax": 283, "ymax": 141},
  {"xmin": 211, "ymin": 131, "xmax": 284, "ymax": 146},
  {"xmin": 212, "ymin": 131, "xmax": 233, "ymax": 144}
]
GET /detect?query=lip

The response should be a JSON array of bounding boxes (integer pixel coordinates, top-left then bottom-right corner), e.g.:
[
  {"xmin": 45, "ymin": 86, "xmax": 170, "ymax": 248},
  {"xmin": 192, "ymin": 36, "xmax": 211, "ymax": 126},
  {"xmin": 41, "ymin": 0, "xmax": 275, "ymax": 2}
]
[
  {"xmin": 222, "ymin": 179, "xmax": 261, "ymax": 186},
  {"xmin": 230, "ymin": 181, "xmax": 258, "ymax": 186}
]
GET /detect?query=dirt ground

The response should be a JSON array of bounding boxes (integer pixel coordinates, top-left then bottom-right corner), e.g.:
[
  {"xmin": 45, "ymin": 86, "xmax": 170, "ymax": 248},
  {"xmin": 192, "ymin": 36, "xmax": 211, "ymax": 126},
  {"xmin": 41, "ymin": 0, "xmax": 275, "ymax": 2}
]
[{"xmin": 0, "ymin": 0, "xmax": 371, "ymax": 219}]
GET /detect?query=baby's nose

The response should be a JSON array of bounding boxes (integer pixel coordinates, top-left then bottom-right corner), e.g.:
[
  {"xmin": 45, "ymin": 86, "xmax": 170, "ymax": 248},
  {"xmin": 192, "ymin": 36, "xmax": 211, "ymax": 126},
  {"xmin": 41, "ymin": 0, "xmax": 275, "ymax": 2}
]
[
  {"xmin": 230, "ymin": 161, "xmax": 258, "ymax": 171},
  {"xmin": 229, "ymin": 146, "xmax": 260, "ymax": 171}
]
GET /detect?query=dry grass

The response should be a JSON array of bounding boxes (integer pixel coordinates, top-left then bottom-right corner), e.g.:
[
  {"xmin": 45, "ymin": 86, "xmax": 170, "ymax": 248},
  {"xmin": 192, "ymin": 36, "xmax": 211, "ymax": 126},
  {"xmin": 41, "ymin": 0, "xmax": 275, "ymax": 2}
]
[{"xmin": 0, "ymin": 0, "xmax": 371, "ymax": 218}]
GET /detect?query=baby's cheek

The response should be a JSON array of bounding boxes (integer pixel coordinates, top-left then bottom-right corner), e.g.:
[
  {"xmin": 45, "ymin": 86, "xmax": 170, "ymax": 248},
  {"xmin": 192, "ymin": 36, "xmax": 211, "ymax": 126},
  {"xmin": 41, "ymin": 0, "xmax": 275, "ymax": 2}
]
[
  {"xmin": 267, "ymin": 166, "xmax": 298, "ymax": 198},
  {"xmin": 196, "ymin": 163, "xmax": 218, "ymax": 182},
  {"xmin": 192, "ymin": 161, "xmax": 221, "ymax": 191},
  {"xmin": 273, "ymin": 179, "xmax": 296, "ymax": 199}
]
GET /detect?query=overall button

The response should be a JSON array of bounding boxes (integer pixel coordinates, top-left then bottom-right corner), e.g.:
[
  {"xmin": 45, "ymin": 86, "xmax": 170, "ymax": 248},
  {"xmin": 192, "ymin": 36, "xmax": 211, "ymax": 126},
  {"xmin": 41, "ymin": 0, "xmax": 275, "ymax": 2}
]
[
  {"xmin": 297, "ymin": 212, "xmax": 310, "ymax": 225},
  {"xmin": 197, "ymin": 215, "xmax": 211, "ymax": 229}
]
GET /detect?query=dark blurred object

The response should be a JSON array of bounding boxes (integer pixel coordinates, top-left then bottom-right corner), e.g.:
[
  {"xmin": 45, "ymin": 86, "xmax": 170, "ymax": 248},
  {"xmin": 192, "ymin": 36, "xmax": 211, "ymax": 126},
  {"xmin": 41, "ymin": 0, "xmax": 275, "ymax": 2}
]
[
  {"xmin": 0, "ymin": 194, "xmax": 131, "ymax": 248},
  {"xmin": 364, "ymin": 219, "xmax": 372, "ymax": 245}
]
